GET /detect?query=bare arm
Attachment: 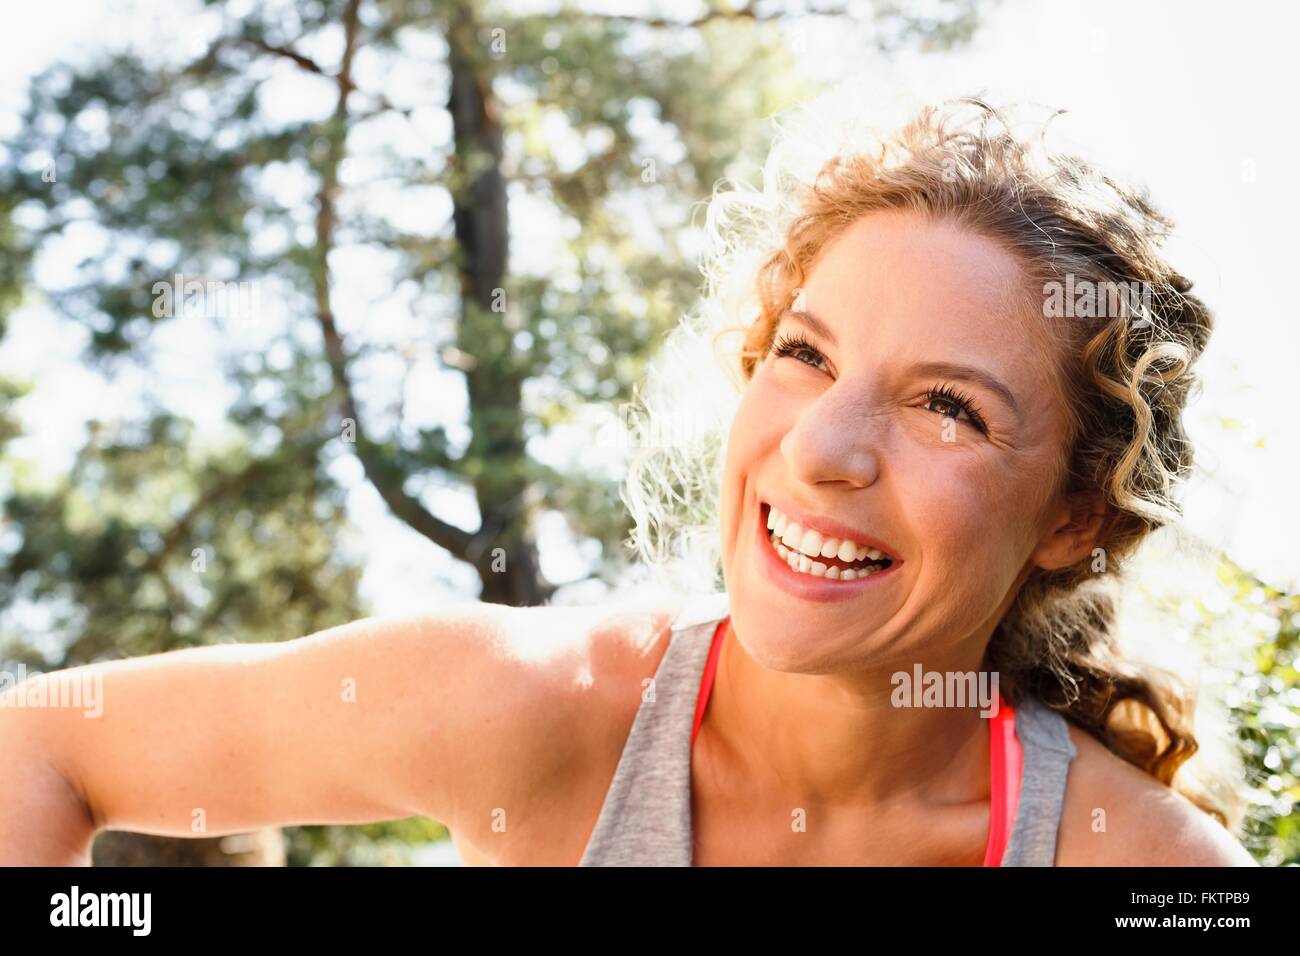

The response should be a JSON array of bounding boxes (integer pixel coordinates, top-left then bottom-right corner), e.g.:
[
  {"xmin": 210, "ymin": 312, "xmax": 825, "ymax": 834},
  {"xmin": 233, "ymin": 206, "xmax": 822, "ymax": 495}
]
[
  {"xmin": 0, "ymin": 601, "xmax": 631, "ymax": 865},
  {"xmin": 0, "ymin": 703, "xmax": 98, "ymax": 865}
]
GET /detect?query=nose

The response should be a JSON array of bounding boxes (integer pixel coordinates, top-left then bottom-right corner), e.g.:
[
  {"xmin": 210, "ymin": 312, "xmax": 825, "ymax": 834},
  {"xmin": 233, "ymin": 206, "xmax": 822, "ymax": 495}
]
[{"xmin": 779, "ymin": 385, "xmax": 882, "ymax": 489}]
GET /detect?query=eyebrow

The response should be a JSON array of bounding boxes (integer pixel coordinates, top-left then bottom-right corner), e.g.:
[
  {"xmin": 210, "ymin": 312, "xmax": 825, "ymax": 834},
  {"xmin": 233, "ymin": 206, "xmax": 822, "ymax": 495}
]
[
  {"xmin": 776, "ymin": 308, "xmax": 1022, "ymax": 415},
  {"xmin": 778, "ymin": 308, "xmax": 837, "ymax": 345}
]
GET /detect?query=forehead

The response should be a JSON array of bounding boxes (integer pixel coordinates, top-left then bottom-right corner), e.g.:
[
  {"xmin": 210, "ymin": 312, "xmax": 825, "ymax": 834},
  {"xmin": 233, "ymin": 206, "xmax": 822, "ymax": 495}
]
[{"xmin": 800, "ymin": 209, "xmax": 1057, "ymax": 379}]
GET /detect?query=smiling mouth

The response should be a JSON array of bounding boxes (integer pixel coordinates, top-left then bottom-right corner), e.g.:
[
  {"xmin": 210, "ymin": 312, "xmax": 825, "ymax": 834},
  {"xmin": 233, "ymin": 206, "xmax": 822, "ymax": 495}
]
[{"xmin": 761, "ymin": 503, "xmax": 896, "ymax": 581}]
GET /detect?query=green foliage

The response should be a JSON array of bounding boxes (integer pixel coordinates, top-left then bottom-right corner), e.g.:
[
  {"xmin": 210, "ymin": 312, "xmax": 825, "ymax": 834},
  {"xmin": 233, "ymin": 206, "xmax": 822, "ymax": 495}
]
[
  {"xmin": 283, "ymin": 818, "xmax": 450, "ymax": 867},
  {"xmin": 1213, "ymin": 559, "xmax": 1300, "ymax": 865},
  {"xmin": 0, "ymin": 0, "xmax": 992, "ymax": 864},
  {"xmin": 0, "ymin": 412, "xmax": 365, "ymax": 664}
]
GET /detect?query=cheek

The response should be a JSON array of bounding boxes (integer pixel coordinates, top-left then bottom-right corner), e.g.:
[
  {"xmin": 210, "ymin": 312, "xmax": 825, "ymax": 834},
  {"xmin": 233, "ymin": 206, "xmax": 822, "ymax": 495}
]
[
  {"xmin": 902, "ymin": 450, "xmax": 1044, "ymax": 589},
  {"xmin": 724, "ymin": 371, "xmax": 787, "ymax": 474}
]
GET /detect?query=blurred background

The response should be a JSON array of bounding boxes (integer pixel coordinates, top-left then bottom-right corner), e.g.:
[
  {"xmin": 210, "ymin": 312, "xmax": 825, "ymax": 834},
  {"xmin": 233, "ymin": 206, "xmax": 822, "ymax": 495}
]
[{"xmin": 0, "ymin": 0, "xmax": 1296, "ymax": 866}]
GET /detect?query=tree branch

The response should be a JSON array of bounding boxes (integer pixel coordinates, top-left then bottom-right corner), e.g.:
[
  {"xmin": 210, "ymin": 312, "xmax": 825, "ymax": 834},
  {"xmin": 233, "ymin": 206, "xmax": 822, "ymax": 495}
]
[
  {"xmin": 189, "ymin": 34, "xmax": 329, "ymax": 79},
  {"xmin": 137, "ymin": 458, "xmax": 277, "ymax": 580},
  {"xmin": 240, "ymin": 36, "xmax": 328, "ymax": 75},
  {"xmin": 309, "ymin": 0, "xmax": 478, "ymax": 564}
]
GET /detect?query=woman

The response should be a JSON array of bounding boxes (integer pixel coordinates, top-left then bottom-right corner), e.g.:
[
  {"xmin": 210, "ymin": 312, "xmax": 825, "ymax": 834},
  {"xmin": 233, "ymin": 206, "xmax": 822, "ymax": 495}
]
[{"xmin": 0, "ymin": 95, "xmax": 1257, "ymax": 866}]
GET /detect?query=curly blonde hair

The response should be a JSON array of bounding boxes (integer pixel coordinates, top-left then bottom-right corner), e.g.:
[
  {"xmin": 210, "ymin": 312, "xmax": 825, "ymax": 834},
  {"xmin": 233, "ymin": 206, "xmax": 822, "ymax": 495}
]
[{"xmin": 621, "ymin": 90, "xmax": 1244, "ymax": 832}]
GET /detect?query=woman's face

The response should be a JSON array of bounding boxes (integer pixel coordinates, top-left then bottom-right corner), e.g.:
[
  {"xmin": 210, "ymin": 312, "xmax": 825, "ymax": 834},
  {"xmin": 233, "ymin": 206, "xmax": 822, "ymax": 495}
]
[{"xmin": 720, "ymin": 208, "xmax": 1082, "ymax": 673}]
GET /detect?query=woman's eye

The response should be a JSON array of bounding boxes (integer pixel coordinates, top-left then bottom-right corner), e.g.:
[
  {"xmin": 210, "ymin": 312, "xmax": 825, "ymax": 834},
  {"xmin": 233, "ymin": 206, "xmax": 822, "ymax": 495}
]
[
  {"xmin": 925, "ymin": 397, "xmax": 966, "ymax": 420},
  {"xmin": 786, "ymin": 347, "xmax": 823, "ymax": 368},
  {"xmin": 921, "ymin": 387, "xmax": 988, "ymax": 434},
  {"xmin": 771, "ymin": 335, "xmax": 827, "ymax": 371}
]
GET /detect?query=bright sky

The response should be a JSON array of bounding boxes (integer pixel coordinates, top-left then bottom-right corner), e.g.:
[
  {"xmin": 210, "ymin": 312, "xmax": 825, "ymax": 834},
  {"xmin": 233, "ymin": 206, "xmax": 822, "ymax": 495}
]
[{"xmin": 2, "ymin": 0, "xmax": 1297, "ymax": 632}]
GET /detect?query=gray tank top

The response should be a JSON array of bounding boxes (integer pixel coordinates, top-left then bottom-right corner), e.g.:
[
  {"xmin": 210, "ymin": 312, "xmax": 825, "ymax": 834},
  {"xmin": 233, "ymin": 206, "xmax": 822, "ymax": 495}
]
[{"xmin": 578, "ymin": 591, "xmax": 1078, "ymax": 866}]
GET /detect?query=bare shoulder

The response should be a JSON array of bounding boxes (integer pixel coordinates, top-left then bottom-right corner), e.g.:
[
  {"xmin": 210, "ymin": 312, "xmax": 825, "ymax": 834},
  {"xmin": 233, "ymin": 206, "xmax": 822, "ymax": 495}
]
[
  {"xmin": 1055, "ymin": 722, "xmax": 1256, "ymax": 866},
  {"xmin": 432, "ymin": 594, "xmax": 683, "ymax": 863},
  {"xmin": 479, "ymin": 595, "xmax": 684, "ymax": 723}
]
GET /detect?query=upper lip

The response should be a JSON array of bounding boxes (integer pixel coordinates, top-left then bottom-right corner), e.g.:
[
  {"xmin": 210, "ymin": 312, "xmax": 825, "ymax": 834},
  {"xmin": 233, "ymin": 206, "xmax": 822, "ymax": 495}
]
[{"xmin": 760, "ymin": 494, "xmax": 902, "ymax": 561}]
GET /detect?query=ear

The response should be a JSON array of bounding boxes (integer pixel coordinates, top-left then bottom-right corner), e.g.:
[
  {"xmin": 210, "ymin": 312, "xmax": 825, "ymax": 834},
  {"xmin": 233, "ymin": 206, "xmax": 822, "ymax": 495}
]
[{"xmin": 1030, "ymin": 493, "xmax": 1108, "ymax": 572}]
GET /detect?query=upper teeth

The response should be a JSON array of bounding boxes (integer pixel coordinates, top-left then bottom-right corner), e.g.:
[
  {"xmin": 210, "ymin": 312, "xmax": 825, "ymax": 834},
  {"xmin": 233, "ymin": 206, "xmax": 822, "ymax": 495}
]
[{"xmin": 766, "ymin": 505, "xmax": 889, "ymax": 562}]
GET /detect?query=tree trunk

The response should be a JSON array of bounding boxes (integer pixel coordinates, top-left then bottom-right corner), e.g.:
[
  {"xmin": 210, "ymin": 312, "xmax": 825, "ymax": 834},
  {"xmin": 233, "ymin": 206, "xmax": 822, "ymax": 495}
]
[{"xmin": 447, "ymin": 9, "xmax": 547, "ymax": 607}]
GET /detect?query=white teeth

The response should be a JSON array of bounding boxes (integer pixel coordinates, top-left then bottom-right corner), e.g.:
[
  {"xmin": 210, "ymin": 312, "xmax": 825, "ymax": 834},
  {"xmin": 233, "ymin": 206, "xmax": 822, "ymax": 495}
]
[
  {"xmin": 766, "ymin": 526, "xmax": 888, "ymax": 582},
  {"xmin": 766, "ymin": 504, "xmax": 892, "ymax": 563}
]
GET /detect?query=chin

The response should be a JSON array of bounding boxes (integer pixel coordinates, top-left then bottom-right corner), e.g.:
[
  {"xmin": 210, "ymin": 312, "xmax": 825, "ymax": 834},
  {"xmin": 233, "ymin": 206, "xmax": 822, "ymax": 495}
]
[{"xmin": 727, "ymin": 607, "xmax": 855, "ymax": 675}]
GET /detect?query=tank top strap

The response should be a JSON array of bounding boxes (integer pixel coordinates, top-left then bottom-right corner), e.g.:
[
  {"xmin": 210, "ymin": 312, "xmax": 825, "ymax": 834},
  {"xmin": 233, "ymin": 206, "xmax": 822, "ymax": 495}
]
[
  {"xmin": 577, "ymin": 591, "xmax": 728, "ymax": 866},
  {"xmin": 578, "ymin": 590, "xmax": 1078, "ymax": 867},
  {"xmin": 686, "ymin": 623, "xmax": 1033, "ymax": 868},
  {"xmin": 1000, "ymin": 694, "xmax": 1078, "ymax": 866}
]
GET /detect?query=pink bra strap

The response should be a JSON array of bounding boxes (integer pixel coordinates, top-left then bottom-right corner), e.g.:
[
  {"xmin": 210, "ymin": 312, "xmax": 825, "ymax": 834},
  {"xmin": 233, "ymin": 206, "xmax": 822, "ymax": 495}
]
[
  {"xmin": 983, "ymin": 693, "xmax": 1022, "ymax": 867},
  {"xmin": 691, "ymin": 616, "xmax": 1022, "ymax": 866},
  {"xmin": 691, "ymin": 618, "xmax": 728, "ymax": 747}
]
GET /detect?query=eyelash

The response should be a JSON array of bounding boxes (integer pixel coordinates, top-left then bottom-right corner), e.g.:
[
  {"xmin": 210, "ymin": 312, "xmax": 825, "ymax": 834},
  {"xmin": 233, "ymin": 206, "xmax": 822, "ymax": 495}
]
[
  {"xmin": 769, "ymin": 332, "xmax": 990, "ymax": 434},
  {"xmin": 923, "ymin": 382, "xmax": 989, "ymax": 434}
]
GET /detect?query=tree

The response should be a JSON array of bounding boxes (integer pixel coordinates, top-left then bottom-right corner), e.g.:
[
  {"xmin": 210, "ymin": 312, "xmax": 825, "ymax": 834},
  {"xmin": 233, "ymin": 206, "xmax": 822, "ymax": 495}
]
[{"xmin": 0, "ymin": 0, "xmax": 992, "ymax": 863}]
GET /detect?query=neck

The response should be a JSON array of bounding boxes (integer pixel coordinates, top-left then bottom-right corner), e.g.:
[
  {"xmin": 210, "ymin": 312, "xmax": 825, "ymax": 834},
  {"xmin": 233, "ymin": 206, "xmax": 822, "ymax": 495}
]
[{"xmin": 702, "ymin": 618, "xmax": 998, "ymax": 807}]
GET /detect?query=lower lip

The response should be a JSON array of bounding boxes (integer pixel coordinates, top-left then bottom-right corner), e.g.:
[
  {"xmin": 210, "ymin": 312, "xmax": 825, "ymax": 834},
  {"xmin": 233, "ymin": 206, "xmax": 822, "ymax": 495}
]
[{"xmin": 752, "ymin": 504, "xmax": 902, "ymax": 603}]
